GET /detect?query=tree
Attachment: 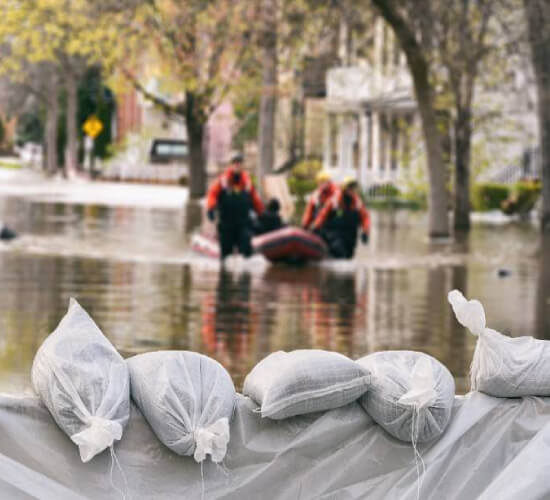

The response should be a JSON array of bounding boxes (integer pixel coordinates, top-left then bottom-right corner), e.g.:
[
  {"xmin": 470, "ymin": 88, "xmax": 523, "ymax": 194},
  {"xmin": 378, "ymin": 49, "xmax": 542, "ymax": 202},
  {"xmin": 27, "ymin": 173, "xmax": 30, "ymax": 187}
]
[
  {"xmin": 432, "ymin": 0, "xmax": 525, "ymax": 230},
  {"xmin": 247, "ymin": 0, "xmax": 367, "ymax": 175},
  {"xmin": 523, "ymin": 0, "xmax": 550, "ymax": 232},
  {"xmin": 436, "ymin": 1, "xmax": 495, "ymax": 230},
  {"xmin": 0, "ymin": 59, "xmax": 61, "ymax": 173},
  {"xmin": 0, "ymin": 0, "xmax": 121, "ymax": 175},
  {"xmin": 370, "ymin": 0, "xmax": 450, "ymax": 237},
  {"xmin": 370, "ymin": 0, "xmax": 520, "ymax": 233},
  {"xmin": 257, "ymin": 0, "xmax": 279, "ymax": 182},
  {"xmin": 77, "ymin": 67, "xmax": 116, "ymax": 161},
  {"xmin": 113, "ymin": 0, "xmax": 255, "ymax": 198}
]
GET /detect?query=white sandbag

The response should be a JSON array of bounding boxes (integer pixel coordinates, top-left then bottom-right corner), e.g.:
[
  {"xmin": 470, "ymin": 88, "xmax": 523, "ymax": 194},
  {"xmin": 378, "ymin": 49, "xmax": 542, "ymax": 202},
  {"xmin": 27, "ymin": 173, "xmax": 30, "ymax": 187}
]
[
  {"xmin": 31, "ymin": 298, "xmax": 130, "ymax": 462},
  {"xmin": 357, "ymin": 351, "xmax": 455, "ymax": 443},
  {"xmin": 127, "ymin": 351, "xmax": 236, "ymax": 463},
  {"xmin": 449, "ymin": 289, "xmax": 550, "ymax": 397},
  {"xmin": 243, "ymin": 349, "xmax": 370, "ymax": 419}
]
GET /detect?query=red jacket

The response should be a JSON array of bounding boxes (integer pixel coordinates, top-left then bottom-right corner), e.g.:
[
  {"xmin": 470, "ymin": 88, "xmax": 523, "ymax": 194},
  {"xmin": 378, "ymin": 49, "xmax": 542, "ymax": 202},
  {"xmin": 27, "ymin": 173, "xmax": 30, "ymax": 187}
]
[
  {"xmin": 312, "ymin": 189, "xmax": 371, "ymax": 233},
  {"xmin": 302, "ymin": 182, "xmax": 337, "ymax": 228},
  {"xmin": 206, "ymin": 167, "xmax": 264, "ymax": 214}
]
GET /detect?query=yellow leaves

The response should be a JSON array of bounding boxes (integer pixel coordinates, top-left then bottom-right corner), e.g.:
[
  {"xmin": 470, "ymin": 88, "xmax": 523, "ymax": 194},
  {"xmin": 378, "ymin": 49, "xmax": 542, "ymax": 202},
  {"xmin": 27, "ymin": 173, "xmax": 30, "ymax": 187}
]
[
  {"xmin": 0, "ymin": 0, "xmax": 128, "ymax": 79},
  {"xmin": 0, "ymin": 57, "xmax": 22, "ymax": 77},
  {"xmin": 1, "ymin": 0, "xmax": 260, "ymax": 118},
  {"xmin": 105, "ymin": 71, "xmax": 134, "ymax": 96}
]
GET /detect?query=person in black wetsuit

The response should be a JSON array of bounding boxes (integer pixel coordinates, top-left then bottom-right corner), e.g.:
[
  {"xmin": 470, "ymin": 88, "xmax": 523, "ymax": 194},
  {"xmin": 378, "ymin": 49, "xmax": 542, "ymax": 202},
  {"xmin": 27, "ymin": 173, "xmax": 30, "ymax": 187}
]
[
  {"xmin": 311, "ymin": 177, "xmax": 371, "ymax": 259},
  {"xmin": 254, "ymin": 198, "xmax": 285, "ymax": 235},
  {"xmin": 206, "ymin": 154, "xmax": 264, "ymax": 260}
]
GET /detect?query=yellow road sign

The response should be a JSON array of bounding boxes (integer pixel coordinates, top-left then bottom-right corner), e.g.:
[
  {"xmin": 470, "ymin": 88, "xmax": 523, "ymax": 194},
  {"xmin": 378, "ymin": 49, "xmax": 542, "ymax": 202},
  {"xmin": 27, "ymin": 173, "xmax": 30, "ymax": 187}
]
[{"xmin": 82, "ymin": 116, "xmax": 103, "ymax": 139}]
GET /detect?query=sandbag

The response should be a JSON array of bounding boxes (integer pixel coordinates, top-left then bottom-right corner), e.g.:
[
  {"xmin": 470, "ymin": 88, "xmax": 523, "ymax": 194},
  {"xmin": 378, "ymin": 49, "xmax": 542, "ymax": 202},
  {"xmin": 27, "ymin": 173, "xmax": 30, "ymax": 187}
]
[
  {"xmin": 243, "ymin": 349, "xmax": 370, "ymax": 419},
  {"xmin": 31, "ymin": 298, "xmax": 130, "ymax": 462},
  {"xmin": 357, "ymin": 351, "xmax": 455, "ymax": 443},
  {"xmin": 449, "ymin": 289, "xmax": 550, "ymax": 397},
  {"xmin": 127, "ymin": 351, "xmax": 235, "ymax": 463}
]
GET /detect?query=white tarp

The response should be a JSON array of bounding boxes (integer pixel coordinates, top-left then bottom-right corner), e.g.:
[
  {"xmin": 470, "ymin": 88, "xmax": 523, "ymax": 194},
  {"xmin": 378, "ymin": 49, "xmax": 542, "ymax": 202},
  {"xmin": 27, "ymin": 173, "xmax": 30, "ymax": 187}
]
[{"xmin": 1, "ymin": 391, "xmax": 550, "ymax": 499}]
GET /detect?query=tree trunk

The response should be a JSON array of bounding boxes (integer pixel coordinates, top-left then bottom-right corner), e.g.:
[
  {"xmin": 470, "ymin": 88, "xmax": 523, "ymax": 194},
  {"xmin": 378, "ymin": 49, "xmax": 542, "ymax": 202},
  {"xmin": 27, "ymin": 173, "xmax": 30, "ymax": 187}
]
[
  {"xmin": 371, "ymin": 0, "xmax": 450, "ymax": 237},
  {"xmin": 523, "ymin": 0, "xmax": 550, "ymax": 232},
  {"xmin": 65, "ymin": 71, "xmax": 79, "ymax": 177},
  {"xmin": 257, "ymin": 0, "xmax": 278, "ymax": 183},
  {"xmin": 454, "ymin": 107, "xmax": 472, "ymax": 230},
  {"xmin": 45, "ymin": 76, "xmax": 59, "ymax": 175},
  {"xmin": 185, "ymin": 93, "xmax": 207, "ymax": 199},
  {"xmin": 415, "ymin": 76, "xmax": 450, "ymax": 237}
]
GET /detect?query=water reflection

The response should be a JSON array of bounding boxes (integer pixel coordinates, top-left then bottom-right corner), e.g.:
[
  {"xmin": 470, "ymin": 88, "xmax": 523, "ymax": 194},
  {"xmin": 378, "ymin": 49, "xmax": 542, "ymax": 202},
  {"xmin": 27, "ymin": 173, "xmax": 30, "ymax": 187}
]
[
  {"xmin": 200, "ymin": 270, "xmax": 254, "ymax": 388},
  {"xmin": 0, "ymin": 196, "xmax": 547, "ymax": 394},
  {"xmin": 536, "ymin": 235, "xmax": 550, "ymax": 339},
  {"xmin": 184, "ymin": 201, "xmax": 203, "ymax": 236}
]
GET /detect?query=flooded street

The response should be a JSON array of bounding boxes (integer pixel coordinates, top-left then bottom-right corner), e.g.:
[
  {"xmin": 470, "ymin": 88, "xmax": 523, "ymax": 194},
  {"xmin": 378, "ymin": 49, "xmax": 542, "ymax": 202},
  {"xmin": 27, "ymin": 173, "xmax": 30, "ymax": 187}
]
[{"xmin": 0, "ymin": 192, "xmax": 548, "ymax": 394}]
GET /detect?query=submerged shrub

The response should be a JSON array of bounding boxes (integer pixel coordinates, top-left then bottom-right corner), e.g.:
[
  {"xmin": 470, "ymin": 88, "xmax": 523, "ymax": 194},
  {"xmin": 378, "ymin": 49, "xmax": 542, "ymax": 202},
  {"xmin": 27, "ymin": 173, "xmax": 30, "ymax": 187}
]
[
  {"xmin": 471, "ymin": 183, "xmax": 510, "ymax": 211},
  {"xmin": 501, "ymin": 179, "xmax": 542, "ymax": 215},
  {"xmin": 287, "ymin": 159, "xmax": 322, "ymax": 199}
]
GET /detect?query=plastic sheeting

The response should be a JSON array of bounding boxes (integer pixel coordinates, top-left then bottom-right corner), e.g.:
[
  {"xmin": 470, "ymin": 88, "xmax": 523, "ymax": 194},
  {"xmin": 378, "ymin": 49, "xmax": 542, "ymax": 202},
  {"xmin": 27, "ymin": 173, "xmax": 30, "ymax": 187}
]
[{"xmin": 1, "ymin": 391, "xmax": 550, "ymax": 499}]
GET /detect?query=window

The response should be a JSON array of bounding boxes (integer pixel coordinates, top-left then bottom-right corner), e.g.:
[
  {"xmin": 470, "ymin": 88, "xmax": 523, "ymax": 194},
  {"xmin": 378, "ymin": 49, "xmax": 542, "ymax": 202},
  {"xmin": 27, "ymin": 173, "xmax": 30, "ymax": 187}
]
[
  {"xmin": 156, "ymin": 143, "xmax": 188, "ymax": 157},
  {"xmin": 150, "ymin": 139, "xmax": 189, "ymax": 164}
]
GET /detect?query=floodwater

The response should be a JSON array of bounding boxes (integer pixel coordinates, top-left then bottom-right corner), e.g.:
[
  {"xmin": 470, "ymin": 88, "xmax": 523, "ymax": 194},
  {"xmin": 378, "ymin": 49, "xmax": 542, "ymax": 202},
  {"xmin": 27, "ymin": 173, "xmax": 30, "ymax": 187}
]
[{"xmin": 0, "ymin": 194, "xmax": 548, "ymax": 394}]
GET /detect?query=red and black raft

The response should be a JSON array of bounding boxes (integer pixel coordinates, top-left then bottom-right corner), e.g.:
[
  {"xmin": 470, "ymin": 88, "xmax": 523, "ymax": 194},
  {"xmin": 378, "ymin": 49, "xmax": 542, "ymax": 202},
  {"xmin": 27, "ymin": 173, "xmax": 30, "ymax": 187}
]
[
  {"xmin": 191, "ymin": 226, "xmax": 326, "ymax": 263},
  {"xmin": 252, "ymin": 227, "xmax": 326, "ymax": 263}
]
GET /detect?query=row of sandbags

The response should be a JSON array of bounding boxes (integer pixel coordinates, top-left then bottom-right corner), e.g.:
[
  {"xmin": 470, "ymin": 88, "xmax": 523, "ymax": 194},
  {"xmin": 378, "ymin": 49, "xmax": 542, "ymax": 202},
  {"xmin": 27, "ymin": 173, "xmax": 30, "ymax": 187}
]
[{"xmin": 30, "ymin": 289, "xmax": 548, "ymax": 467}]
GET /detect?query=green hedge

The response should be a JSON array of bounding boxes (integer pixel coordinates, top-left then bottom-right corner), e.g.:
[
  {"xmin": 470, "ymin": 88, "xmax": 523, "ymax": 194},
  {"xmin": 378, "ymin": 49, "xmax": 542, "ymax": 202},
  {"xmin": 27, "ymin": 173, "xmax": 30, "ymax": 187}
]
[
  {"xmin": 287, "ymin": 159, "xmax": 323, "ymax": 199},
  {"xmin": 288, "ymin": 177, "xmax": 317, "ymax": 198},
  {"xmin": 472, "ymin": 183, "xmax": 510, "ymax": 211},
  {"xmin": 365, "ymin": 183, "xmax": 400, "ymax": 198}
]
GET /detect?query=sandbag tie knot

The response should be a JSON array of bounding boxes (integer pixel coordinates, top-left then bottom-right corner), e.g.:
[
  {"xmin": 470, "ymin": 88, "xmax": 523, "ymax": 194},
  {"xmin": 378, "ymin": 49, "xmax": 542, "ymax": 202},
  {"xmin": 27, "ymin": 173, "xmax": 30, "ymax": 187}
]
[
  {"xmin": 398, "ymin": 357, "xmax": 438, "ymax": 410},
  {"xmin": 71, "ymin": 416, "xmax": 123, "ymax": 463},
  {"xmin": 193, "ymin": 418, "xmax": 230, "ymax": 464}
]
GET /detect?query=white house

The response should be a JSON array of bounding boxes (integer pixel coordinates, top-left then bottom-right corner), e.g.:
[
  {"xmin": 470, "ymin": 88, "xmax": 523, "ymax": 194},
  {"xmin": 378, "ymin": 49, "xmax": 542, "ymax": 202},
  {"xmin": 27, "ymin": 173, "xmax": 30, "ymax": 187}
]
[{"xmin": 323, "ymin": 18, "xmax": 540, "ymax": 191}]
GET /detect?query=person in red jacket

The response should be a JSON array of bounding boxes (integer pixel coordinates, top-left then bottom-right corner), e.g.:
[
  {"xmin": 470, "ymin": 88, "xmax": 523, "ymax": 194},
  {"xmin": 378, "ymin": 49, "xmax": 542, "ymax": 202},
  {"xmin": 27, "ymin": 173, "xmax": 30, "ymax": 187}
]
[
  {"xmin": 302, "ymin": 171, "xmax": 337, "ymax": 230},
  {"xmin": 206, "ymin": 154, "xmax": 264, "ymax": 260},
  {"xmin": 312, "ymin": 177, "xmax": 370, "ymax": 258}
]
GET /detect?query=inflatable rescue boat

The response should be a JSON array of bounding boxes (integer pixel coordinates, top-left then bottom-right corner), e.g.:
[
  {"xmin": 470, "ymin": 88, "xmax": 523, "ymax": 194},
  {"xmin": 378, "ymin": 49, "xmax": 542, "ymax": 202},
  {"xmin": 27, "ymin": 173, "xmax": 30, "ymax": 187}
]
[
  {"xmin": 252, "ymin": 227, "xmax": 326, "ymax": 263},
  {"xmin": 191, "ymin": 227, "xmax": 326, "ymax": 263},
  {"xmin": 190, "ymin": 231, "xmax": 220, "ymax": 259}
]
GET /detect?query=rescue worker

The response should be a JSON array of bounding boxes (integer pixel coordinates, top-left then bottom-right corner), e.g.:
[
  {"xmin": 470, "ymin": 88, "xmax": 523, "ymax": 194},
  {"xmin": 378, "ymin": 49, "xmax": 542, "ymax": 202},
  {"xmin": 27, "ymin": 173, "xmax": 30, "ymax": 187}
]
[
  {"xmin": 311, "ymin": 177, "xmax": 370, "ymax": 259},
  {"xmin": 301, "ymin": 171, "xmax": 337, "ymax": 230},
  {"xmin": 206, "ymin": 154, "xmax": 264, "ymax": 260},
  {"xmin": 255, "ymin": 198, "xmax": 285, "ymax": 235}
]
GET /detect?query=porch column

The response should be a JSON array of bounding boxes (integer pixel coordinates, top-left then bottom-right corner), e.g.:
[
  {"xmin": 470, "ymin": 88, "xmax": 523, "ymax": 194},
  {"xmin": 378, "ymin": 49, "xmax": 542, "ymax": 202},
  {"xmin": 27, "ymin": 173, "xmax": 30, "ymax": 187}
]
[
  {"xmin": 323, "ymin": 112, "xmax": 331, "ymax": 169},
  {"xmin": 390, "ymin": 114, "xmax": 400, "ymax": 180},
  {"xmin": 338, "ymin": 114, "xmax": 346, "ymax": 171},
  {"xmin": 371, "ymin": 110, "xmax": 380, "ymax": 179},
  {"xmin": 384, "ymin": 110, "xmax": 392, "ymax": 178},
  {"xmin": 359, "ymin": 112, "xmax": 369, "ymax": 189}
]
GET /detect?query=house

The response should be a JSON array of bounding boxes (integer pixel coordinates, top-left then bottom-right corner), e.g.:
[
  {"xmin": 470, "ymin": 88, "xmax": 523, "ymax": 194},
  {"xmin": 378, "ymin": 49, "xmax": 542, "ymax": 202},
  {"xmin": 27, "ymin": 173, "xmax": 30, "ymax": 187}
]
[
  {"xmin": 320, "ymin": 19, "xmax": 417, "ymax": 190},
  {"xmin": 322, "ymin": 18, "xmax": 540, "ymax": 191}
]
